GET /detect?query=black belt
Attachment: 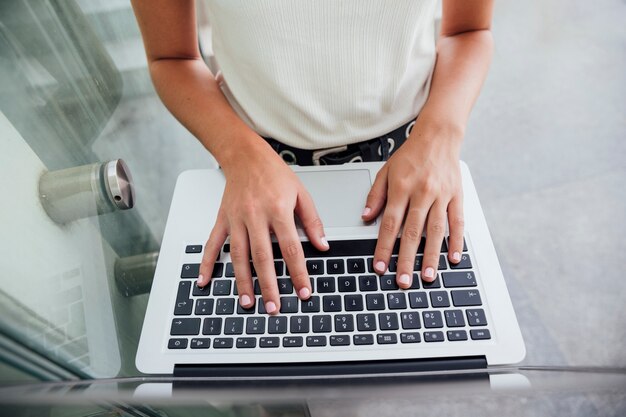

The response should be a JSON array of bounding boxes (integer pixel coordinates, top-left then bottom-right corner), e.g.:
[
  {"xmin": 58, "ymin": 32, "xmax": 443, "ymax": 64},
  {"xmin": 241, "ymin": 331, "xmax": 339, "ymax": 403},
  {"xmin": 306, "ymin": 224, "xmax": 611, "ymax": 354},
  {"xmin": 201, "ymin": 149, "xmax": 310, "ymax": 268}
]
[{"xmin": 264, "ymin": 119, "xmax": 416, "ymax": 166}]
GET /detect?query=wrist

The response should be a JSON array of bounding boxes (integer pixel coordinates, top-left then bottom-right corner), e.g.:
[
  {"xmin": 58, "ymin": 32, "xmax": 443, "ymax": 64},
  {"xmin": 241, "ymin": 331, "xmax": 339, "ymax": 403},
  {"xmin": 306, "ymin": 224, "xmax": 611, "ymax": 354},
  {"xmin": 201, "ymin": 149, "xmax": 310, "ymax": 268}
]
[{"xmin": 406, "ymin": 116, "xmax": 465, "ymax": 154}]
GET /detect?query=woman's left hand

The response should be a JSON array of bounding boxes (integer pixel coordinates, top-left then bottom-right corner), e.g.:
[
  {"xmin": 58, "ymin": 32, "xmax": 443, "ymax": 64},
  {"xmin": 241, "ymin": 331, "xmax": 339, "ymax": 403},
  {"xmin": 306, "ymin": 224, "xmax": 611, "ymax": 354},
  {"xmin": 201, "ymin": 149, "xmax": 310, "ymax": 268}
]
[{"xmin": 362, "ymin": 123, "xmax": 466, "ymax": 288}]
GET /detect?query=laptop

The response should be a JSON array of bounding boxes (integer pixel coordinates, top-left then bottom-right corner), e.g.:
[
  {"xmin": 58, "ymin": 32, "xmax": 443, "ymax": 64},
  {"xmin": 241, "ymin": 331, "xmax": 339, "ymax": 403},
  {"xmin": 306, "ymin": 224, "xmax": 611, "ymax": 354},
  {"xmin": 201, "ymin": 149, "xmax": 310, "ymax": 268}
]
[{"xmin": 136, "ymin": 161, "xmax": 525, "ymax": 378}]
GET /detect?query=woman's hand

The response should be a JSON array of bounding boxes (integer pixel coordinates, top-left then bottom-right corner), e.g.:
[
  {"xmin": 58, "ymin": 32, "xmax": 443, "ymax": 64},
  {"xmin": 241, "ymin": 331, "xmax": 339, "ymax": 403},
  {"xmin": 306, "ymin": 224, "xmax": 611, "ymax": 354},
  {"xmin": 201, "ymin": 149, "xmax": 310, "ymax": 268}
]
[
  {"xmin": 198, "ymin": 142, "xmax": 329, "ymax": 314},
  {"xmin": 362, "ymin": 123, "xmax": 465, "ymax": 288}
]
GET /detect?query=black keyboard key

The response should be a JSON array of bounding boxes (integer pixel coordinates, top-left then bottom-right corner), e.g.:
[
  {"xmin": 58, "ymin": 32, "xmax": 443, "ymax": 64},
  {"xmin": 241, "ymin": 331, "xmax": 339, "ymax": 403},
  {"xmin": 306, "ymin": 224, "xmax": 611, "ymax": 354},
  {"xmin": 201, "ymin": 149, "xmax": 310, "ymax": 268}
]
[
  {"xmin": 401, "ymin": 332, "xmax": 421, "ymax": 344},
  {"xmin": 447, "ymin": 236, "xmax": 468, "ymax": 252},
  {"xmin": 470, "ymin": 329, "xmax": 491, "ymax": 340},
  {"xmin": 401, "ymin": 312, "xmax": 421, "ymax": 329},
  {"xmin": 356, "ymin": 313, "xmax": 377, "ymax": 331},
  {"xmin": 338, "ymin": 276, "xmax": 357, "ymax": 292},
  {"xmin": 290, "ymin": 316, "xmax": 310, "ymax": 333},
  {"xmin": 236, "ymin": 337, "xmax": 256, "ymax": 348},
  {"xmin": 422, "ymin": 275, "xmax": 441, "ymax": 289},
  {"xmin": 260, "ymin": 337, "xmax": 280, "ymax": 348},
  {"xmin": 413, "ymin": 255, "xmax": 423, "ymax": 271},
  {"xmin": 306, "ymin": 260, "xmax": 324, "ymax": 275},
  {"xmin": 174, "ymin": 300, "xmax": 192, "ymax": 316},
  {"xmin": 192, "ymin": 284, "xmax": 210, "ymax": 297},
  {"xmin": 212, "ymin": 263, "xmax": 224, "ymax": 278},
  {"xmin": 246, "ymin": 316, "xmax": 266, "ymax": 334},
  {"xmin": 170, "ymin": 318, "xmax": 201, "ymax": 335},
  {"xmin": 283, "ymin": 336, "xmax": 303, "ymax": 347},
  {"xmin": 237, "ymin": 303, "xmax": 255, "ymax": 314},
  {"xmin": 278, "ymin": 279, "xmax": 294, "ymax": 294},
  {"xmin": 190, "ymin": 338, "xmax": 210, "ymax": 349},
  {"xmin": 366, "ymin": 294, "xmax": 385, "ymax": 310},
  {"xmin": 257, "ymin": 298, "xmax": 266, "ymax": 314},
  {"xmin": 215, "ymin": 298, "xmax": 235, "ymax": 314},
  {"xmin": 377, "ymin": 333, "xmax": 398, "ymax": 344},
  {"xmin": 212, "ymin": 280, "xmax": 231, "ymax": 296},
  {"xmin": 353, "ymin": 334, "xmax": 374, "ymax": 345},
  {"xmin": 438, "ymin": 255, "xmax": 448, "ymax": 270},
  {"xmin": 312, "ymin": 315, "xmax": 332, "ymax": 333},
  {"xmin": 380, "ymin": 275, "xmax": 399, "ymax": 290},
  {"xmin": 253, "ymin": 280, "xmax": 262, "ymax": 295},
  {"xmin": 214, "ymin": 338, "xmax": 234, "ymax": 348},
  {"xmin": 441, "ymin": 239, "xmax": 448, "ymax": 253},
  {"xmin": 430, "ymin": 291, "xmax": 450, "ymax": 308},
  {"xmin": 442, "ymin": 271, "xmax": 477, "ymax": 287},
  {"xmin": 317, "ymin": 277, "xmax": 336, "ymax": 293},
  {"xmin": 268, "ymin": 316, "xmax": 287, "ymax": 334},
  {"xmin": 445, "ymin": 310, "xmax": 466, "ymax": 327},
  {"xmin": 274, "ymin": 260, "xmax": 284, "ymax": 276},
  {"xmin": 378, "ymin": 312, "xmax": 399, "ymax": 330},
  {"xmin": 347, "ymin": 258, "xmax": 365, "ymax": 274},
  {"xmin": 451, "ymin": 289, "xmax": 482, "ymax": 306},
  {"xmin": 225, "ymin": 263, "xmax": 235, "ymax": 277},
  {"xmin": 408, "ymin": 291, "xmax": 429, "ymax": 309},
  {"xmin": 344, "ymin": 294, "xmax": 364, "ymax": 311},
  {"xmin": 326, "ymin": 259, "xmax": 345, "ymax": 274},
  {"xmin": 181, "ymin": 263, "xmax": 200, "ymax": 279},
  {"xmin": 450, "ymin": 253, "xmax": 473, "ymax": 269},
  {"xmin": 330, "ymin": 335, "xmax": 350, "ymax": 346},
  {"xmin": 409, "ymin": 273, "xmax": 421, "ymax": 289},
  {"xmin": 387, "ymin": 292, "xmax": 407, "ymax": 310},
  {"xmin": 447, "ymin": 330, "xmax": 468, "ymax": 341},
  {"xmin": 323, "ymin": 295, "xmax": 342, "ymax": 312},
  {"xmin": 224, "ymin": 317, "xmax": 244, "ymax": 334},
  {"xmin": 388, "ymin": 256, "xmax": 398, "ymax": 272},
  {"xmin": 177, "ymin": 281, "xmax": 191, "ymax": 301},
  {"xmin": 202, "ymin": 317, "xmax": 222, "ymax": 335},
  {"xmin": 280, "ymin": 296, "xmax": 299, "ymax": 313},
  {"xmin": 301, "ymin": 296, "xmax": 321, "ymax": 312},
  {"xmin": 223, "ymin": 243, "xmax": 230, "ymax": 253},
  {"xmin": 307, "ymin": 336, "xmax": 327, "ymax": 347},
  {"xmin": 303, "ymin": 239, "xmax": 377, "ymax": 258},
  {"xmin": 168, "ymin": 338, "xmax": 188, "ymax": 349},
  {"xmin": 195, "ymin": 299, "xmax": 214, "ymax": 315},
  {"xmin": 422, "ymin": 311, "xmax": 444, "ymax": 328},
  {"xmin": 367, "ymin": 258, "xmax": 375, "ymax": 273},
  {"xmin": 424, "ymin": 331, "xmax": 444, "ymax": 342},
  {"xmin": 334, "ymin": 315, "xmax": 354, "ymax": 332},
  {"xmin": 358, "ymin": 275, "xmax": 378, "ymax": 291},
  {"xmin": 466, "ymin": 309, "xmax": 488, "ymax": 326},
  {"xmin": 185, "ymin": 245, "xmax": 203, "ymax": 254}
]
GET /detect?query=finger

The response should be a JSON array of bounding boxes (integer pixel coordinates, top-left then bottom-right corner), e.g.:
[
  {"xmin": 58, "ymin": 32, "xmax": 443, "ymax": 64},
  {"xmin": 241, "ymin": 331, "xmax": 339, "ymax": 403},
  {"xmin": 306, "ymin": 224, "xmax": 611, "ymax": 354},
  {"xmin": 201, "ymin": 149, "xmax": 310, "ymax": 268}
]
[
  {"xmin": 362, "ymin": 166, "xmax": 388, "ymax": 221},
  {"xmin": 295, "ymin": 188, "xmax": 329, "ymax": 251},
  {"xmin": 248, "ymin": 220, "xmax": 279, "ymax": 312},
  {"xmin": 422, "ymin": 201, "xmax": 447, "ymax": 282},
  {"xmin": 271, "ymin": 216, "xmax": 312, "ymax": 302},
  {"xmin": 198, "ymin": 211, "xmax": 228, "ymax": 288},
  {"xmin": 396, "ymin": 204, "xmax": 428, "ymax": 289},
  {"xmin": 447, "ymin": 195, "xmax": 465, "ymax": 264},
  {"xmin": 373, "ymin": 187, "xmax": 409, "ymax": 275},
  {"xmin": 229, "ymin": 223, "xmax": 255, "ymax": 309}
]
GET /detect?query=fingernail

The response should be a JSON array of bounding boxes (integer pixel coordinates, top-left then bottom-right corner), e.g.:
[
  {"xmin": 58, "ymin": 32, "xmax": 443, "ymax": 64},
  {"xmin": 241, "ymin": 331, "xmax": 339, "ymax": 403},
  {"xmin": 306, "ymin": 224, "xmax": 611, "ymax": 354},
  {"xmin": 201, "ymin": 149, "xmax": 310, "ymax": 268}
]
[
  {"xmin": 320, "ymin": 236, "xmax": 329, "ymax": 248},
  {"xmin": 362, "ymin": 207, "xmax": 371, "ymax": 217},
  {"xmin": 196, "ymin": 274, "xmax": 204, "ymax": 286},
  {"xmin": 298, "ymin": 287, "xmax": 310, "ymax": 299},
  {"xmin": 241, "ymin": 294, "xmax": 251, "ymax": 306},
  {"xmin": 452, "ymin": 252, "xmax": 461, "ymax": 263},
  {"xmin": 265, "ymin": 301, "xmax": 277, "ymax": 314},
  {"xmin": 375, "ymin": 261, "xmax": 386, "ymax": 273},
  {"xmin": 398, "ymin": 273, "xmax": 411, "ymax": 285},
  {"xmin": 424, "ymin": 267, "xmax": 435, "ymax": 279}
]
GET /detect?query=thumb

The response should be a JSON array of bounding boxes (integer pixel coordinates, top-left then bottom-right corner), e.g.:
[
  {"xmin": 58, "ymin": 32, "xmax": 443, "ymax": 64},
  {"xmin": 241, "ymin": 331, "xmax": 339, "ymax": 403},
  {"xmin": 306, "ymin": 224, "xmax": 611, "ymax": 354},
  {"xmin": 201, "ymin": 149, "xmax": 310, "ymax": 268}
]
[
  {"xmin": 295, "ymin": 188, "xmax": 329, "ymax": 251},
  {"xmin": 362, "ymin": 166, "xmax": 388, "ymax": 221}
]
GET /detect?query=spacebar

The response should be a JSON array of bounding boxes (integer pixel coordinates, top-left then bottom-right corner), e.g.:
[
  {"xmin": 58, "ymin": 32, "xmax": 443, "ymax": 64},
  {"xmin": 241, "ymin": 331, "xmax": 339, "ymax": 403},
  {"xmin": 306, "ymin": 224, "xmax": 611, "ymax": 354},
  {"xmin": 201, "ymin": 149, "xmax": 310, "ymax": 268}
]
[{"xmin": 271, "ymin": 239, "xmax": 384, "ymax": 258}]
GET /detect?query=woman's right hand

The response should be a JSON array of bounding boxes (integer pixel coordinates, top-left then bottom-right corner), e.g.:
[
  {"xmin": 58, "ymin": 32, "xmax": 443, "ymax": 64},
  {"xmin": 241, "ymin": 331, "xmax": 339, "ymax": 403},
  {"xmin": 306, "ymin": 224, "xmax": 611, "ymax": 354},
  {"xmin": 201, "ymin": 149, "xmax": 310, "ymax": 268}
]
[{"xmin": 198, "ymin": 142, "xmax": 329, "ymax": 314}]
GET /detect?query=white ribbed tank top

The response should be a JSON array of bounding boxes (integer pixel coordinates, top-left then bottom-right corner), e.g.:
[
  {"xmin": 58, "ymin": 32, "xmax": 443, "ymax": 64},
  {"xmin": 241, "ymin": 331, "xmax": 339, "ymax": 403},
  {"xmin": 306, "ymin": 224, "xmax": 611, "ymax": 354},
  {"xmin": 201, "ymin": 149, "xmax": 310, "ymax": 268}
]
[{"xmin": 206, "ymin": 0, "xmax": 438, "ymax": 149}]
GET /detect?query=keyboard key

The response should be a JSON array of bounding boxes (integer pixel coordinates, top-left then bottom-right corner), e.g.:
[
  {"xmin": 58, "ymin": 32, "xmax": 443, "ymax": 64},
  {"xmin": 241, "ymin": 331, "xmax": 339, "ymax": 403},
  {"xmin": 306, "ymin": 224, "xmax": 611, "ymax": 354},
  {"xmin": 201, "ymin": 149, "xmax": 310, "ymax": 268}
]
[
  {"xmin": 290, "ymin": 316, "xmax": 310, "ymax": 333},
  {"xmin": 338, "ymin": 276, "xmax": 357, "ymax": 292},
  {"xmin": 424, "ymin": 331, "xmax": 444, "ymax": 342},
  {"xmin": 334, "ymin": 315, "xmax": 354, "ymax": 332},
  {"xmin": 430, "ymin": 291, "xmax": 450, "ymax": 308},
  {"xmin": 326, "ymin": 259, "xmax": 345, "ymax": 274},
  {"xmin": 388, "ymin": 256, "xmax": 398, "ymax": 272},
  {"xmin": 408, "ymin": 291, "xmax": 429, "ymax": 309},
  {"xmin": 312, "ymin": 315, "xmax": 332, "ymax": 333},
  {"xmin": 303, "ymin": 239, "xmax": 378, "ymax": 258},
  {"xmin": 177, "ymin": 281, "xmax": 191, "ymax": 301},
  {"xmin": 323, "ymin": 295, "xmax": 342, "ymax": 312},
  {"xmin": 377, "ymin": 333, "xmax": 398, "ymax": 344},
  {"xmin": 260, "ymin": 337, "xmax": 280, "ymax": 348},
  {"xmin": 170, "ymin": 318, "xmax": 201, "ymax": 335},
  {"xmin": 347, "ymin": 258, "xmax": 365, "ymax": 274},
  {"xmin": 358, "ymin": 275, "xmax": 378, "ymax": 291},
  {"xmin": 344, "ymin": 294, "xmax": 364, "ymax": 311},
  {"xmin": 190, "ymin": 338, "xmax": 210, "ymax": 349},
  {"xmin": 317, "ymin": 277, "xmax": 336, "ymax": 293},
  {"xmin": 307, "ymin": 260, "xmax": 324, "ymax": 275},
  {"xmin": 195, "ymin": 299, "xmax": 214, "ymax": 315},
  {"xmin": 387, "ymin": 292, "xmax": 407, "ymax": 310},
  {"xmin": 438, "ymin": 255, "xmax": 448, "ymax": 270},
  {"xmin": 185, "ymin": 245, "xmax": 203, "ymax": 254},
  {"xmin": 450, "ymin": 253, "xmax": 473, "ymax": 269},
  {"xmin": 225, "ymin": 263, "xmax": 235, "ymax": 277},
  {"xmin": 192, "ymin": 284, "xmax": 210, "ymax": 297},
  {"xmin": 447, "ymin": 236, "xmax": 468, "ymax": 252},
  {"xmin": 356, "ymin": 313, "xmax": 377, "ymax": 331},
  {"xmin": 422, "ymin": 311, "xmax": 444, "ymax": 328},
  {"xmin": 353, "ymin": 334, "xmax": 374, "ymax": 345},
  {"xmin": 274, "ymin": 260, "xmax": 284, "ymax": 276},
  {"xmin": 280, "ymin": 297, "xmax": 299, "ymax": 313},
  {"xmin": 283, "ymin": 336, "xmax": 304, "ymax": 347},
  {"xmin": 246, "ymin": 316, "xmax": 266, "ymax": 334},
  {"xmin": 444, "ymin": 310, "xmax": 466, "ymax": 327},
  {"xmin": 330, "ymin": 335, "xmax": 350, "ymax": 346},
  {"xmin": 380, "ymin": 275, "xmax": 399, "ymax": 290},
  {"xmin": 268, "ymin": 316, "xmax": 288, "ymax": 334},
  {"xmin": 212, "ymin": 280, "xmax": 231, "ymax": 296},
  {"xmin": 278, "ymin": 279, "xmax": 293, "ymax": 294},
  {"xmin": 174, "ymin": 299, "xmax": 192, "ymax": 316},
  {"xmin": 168, "ymin": 338, "xmax": 188, "ymax": 349},
  {"xmin": 214, "ymin": 338, "xmax": 234, "ymax": 348},
  {"xmin": 253, "ymin": 280, "xmax": 262, "ymax": 295},
  {"xmin": 366, "ymin": 294, "xmax": 385, "ymax": 310},
  {"xmin": 409, "ymin": 273, "xmax": 421, "ymax": 289},
  {"xmin": 307, "ymin": 336, "xmax": 327, "ymax": 347},
  {"xmin": 400, "ymin": 332, "xmax": 421, "ymax": 343},
  {"xmin": 442, "ymin": 271, "xmax": 477, "ymax": 287},
  {"xmin": 237, "ymin": 303, "xmax": 255, "ymax": 314},
  {"xmin": 181, "ymin": 263, "xmax": 200, "ymax": 279},
  {"xmin": 413, "ymin": 255, "xmax": 423, "ymax": 271},
  {"xmin": 466, "ymin": 309, "xmax": 488, "ymax": 326},
  {"xmin": 401, "ymin": 312, "xmax": 421, "ymax": 329},
  {"xmin": 202, "ymin": 318, "xmax": 222, "ymax": 335},
  {"xmin": 367, "ymin": 258, "xmax": 375, "ymax": 273},
  {"xmin": 470, "ymin": 329, "xmax": 491, "ymax": 340},
  {"xmin": 451, "ymin": 289, "xmax": 482, "ymax": 306},
  {"xmin": 301, "ymin": 296, "xmax": 321, "ymax": 312},
  {"xmin": 236, "ymin": 337, "xmax": 256, "ymax": 348},
  {"xmin": 215, "ymin": 298, "xmax": 235, "ymax": 315},
  {"xmin": 422, "ymin": 275, "xmax": 441, "ymax": 289},
  {"xmin": 224, "ymin": 317, "xmax": 244, "ymax": 334},
  {"xmin": 378, "ymin": 312, "xmax": 399, "ymax": 330},
  {"xmin": 447, "ymin": 330, "xmax": 468, "ymax": 341}
]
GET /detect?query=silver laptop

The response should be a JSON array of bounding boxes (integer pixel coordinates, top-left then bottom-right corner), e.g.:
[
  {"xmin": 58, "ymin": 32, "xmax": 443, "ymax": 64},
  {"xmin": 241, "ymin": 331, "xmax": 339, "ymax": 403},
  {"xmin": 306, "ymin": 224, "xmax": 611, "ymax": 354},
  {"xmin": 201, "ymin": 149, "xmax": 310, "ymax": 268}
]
[{"xmin": 136, "ymin": 161, "xmax": 525, "ymax": 377}]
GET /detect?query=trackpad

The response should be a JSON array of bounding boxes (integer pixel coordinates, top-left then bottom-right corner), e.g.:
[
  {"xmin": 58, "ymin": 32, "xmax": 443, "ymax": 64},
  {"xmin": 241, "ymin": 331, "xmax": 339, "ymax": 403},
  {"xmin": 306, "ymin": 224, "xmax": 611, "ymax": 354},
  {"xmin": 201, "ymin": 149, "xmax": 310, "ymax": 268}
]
[{"xmin": 296, "ymin": 169, "xmax": 374, "ymax": 228}]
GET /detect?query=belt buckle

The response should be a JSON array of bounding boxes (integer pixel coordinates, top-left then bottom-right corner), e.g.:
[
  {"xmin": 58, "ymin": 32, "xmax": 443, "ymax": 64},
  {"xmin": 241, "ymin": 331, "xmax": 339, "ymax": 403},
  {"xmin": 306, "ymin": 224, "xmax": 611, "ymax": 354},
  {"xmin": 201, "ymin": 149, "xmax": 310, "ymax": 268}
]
[{"xmin": 312, "ymin": 145, "xmax": 348, "ymax": 166}]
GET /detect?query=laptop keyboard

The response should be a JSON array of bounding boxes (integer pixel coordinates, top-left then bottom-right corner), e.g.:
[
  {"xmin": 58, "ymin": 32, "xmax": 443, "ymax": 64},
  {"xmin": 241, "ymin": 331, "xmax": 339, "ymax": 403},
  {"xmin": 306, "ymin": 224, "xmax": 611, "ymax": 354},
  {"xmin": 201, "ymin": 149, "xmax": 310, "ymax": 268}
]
[{"xmin": 169, "ymin": 238, "xmax": 491, "ymax": 350}]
